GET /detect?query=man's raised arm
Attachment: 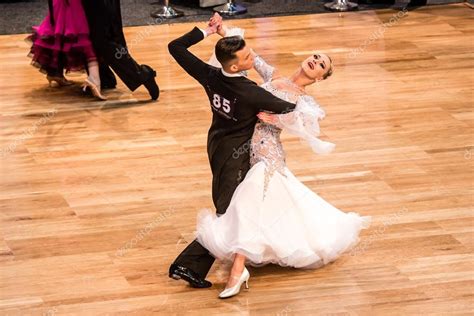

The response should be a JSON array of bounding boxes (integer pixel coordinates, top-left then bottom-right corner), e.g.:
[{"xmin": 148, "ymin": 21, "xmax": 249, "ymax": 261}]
[{"xmin": 168, "ymin": 27, "xmax": 214, "ymax": 85}]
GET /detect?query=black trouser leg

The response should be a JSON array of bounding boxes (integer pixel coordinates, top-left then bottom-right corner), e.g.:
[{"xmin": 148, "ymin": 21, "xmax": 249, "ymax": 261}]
[
  {"xmin": 101, "ymin": 42, "xmax": 151, "ymax": 92},
  {"xmin": 82, "ymin": 0, "xmax": 153, "ymax": 92},
  {"xmin": 99, "ymin": 63, "xmax": 117, "ymax": 89},
  {"xmin": 172, "ymin": 240, "xmax": 216, "ymax": 279},
  {"xmin": 213, "ymin": 153, "xmax": 251, "ymax": 215},
  {"xmin": 172, "ymin": 153, "xmax": 250, "ymax": 279}
]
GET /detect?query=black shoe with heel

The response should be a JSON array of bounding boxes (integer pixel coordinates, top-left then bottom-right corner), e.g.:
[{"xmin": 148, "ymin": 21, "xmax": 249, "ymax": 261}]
[
  {"xmin": 169, "ymin": 264, "xmax": 212, "ymax": 288},
  {"xmin": 141, "ymin": 64, "xmax": 159, "ymax": 100}
]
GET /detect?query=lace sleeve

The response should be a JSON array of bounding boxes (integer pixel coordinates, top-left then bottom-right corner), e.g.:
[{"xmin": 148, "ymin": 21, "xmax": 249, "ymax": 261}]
[
  {"xmin": 208, "ymin": 27, "xmax": 245, "ymax": 68},
  {"xmin": 276, "ymin": 95, "xmax": 335, "ymax": 155},
  {"xmin": 253, "ymin": 54, "xmax": 275, "ymax": 83}
]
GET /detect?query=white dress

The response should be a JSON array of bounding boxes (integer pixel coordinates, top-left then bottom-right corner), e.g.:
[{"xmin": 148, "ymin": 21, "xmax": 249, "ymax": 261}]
[{"xmin": 197, "ymin": 31, "xmax": 371, "ymax": 269}]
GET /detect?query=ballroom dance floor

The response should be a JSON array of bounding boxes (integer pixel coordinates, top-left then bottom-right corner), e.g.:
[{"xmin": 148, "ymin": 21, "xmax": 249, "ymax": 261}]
[{"xmin": 0, "ymin": 3, "xmax": 472, "ymax": 315}]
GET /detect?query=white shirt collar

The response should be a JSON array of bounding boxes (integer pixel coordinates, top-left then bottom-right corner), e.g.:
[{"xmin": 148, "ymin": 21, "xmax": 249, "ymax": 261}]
[{"xmin": 221, "ymin": 68, "xmax": 245, "ymax": 78}]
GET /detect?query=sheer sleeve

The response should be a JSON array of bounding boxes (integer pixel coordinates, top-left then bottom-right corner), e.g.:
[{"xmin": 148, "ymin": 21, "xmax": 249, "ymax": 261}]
[
  {"xmin": 208, "ymin": 27, "xmax": 245, "ymax": 68},
  {"xmin": 253, "ymin": 54, "xmax": 275, "ymax": 83},
  {"xmin": 276, "ymin": 95, "xmax": 335, "ymax": 155}
]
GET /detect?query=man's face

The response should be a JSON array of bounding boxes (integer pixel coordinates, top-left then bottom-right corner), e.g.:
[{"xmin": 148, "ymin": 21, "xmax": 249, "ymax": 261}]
[
  {"xmin": 301, "ymin": 53, "xmax": 331, "ymax": 81},
  {"xmin": 230, "ymin": 45, "xmax": 255, "ymax": 72}
]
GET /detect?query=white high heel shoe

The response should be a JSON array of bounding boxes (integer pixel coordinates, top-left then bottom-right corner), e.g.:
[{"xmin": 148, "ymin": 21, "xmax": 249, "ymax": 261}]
[{"xmin": 218, "ymin": 267, "xmax": 250, "ymax": 299}]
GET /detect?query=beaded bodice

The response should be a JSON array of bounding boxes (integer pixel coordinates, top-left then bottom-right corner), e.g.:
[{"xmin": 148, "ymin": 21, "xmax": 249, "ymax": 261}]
[
  {"xmin": 250, "ymin": 79, "xmax": 301, "ymax": 198},
  {"xmin": 250, "ymin": 54, "xmax": 334, "ymax": 198}
]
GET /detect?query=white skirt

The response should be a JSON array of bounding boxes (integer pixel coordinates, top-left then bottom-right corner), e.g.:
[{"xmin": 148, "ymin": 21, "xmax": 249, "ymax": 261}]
[{"xmin": 196, "ymin": 162, "xmax": 371, "ymax": 269}]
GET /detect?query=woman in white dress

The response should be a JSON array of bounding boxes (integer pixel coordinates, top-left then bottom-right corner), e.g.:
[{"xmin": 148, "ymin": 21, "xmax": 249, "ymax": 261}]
[{"xmin": 197, "ymin": 23, "xmax": 371, "ymax": 299}]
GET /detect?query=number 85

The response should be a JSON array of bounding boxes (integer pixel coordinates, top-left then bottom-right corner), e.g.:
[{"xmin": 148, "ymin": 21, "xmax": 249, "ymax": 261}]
[{"xmin": 213, "ymin": 94, "xmax": 231, "ymax": 113}]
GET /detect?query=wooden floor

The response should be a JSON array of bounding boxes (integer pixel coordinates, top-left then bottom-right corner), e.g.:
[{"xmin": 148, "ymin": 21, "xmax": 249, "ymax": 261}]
[{"xmin": 0, "ymin": 3, "xmax": 473, "ymax": 315}]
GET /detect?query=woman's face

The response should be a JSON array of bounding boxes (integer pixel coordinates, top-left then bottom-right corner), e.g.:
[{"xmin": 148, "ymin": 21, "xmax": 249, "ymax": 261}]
[{"xmin": 301, "ymin": 53, "xmax": 331, "ymax": 81}]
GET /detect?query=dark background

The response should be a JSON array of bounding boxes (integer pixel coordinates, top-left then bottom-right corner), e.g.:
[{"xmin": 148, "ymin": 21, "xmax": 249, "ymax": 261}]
[{"xmin": 0, "ymin": 0, "xmax": 463, "ymax": 35}]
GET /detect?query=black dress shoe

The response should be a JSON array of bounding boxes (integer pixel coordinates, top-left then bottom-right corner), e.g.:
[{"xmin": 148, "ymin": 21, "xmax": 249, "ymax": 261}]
[
  {"xmin": 141, "ymin": 65, "xmax": 159, "ymax": 100},
  {"xmin": 169, "ymin": 264, "xmax": 212, "ymax": 288}
]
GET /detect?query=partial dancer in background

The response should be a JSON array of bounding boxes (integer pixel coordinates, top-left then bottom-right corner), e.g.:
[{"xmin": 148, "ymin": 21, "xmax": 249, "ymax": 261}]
[
  {"xmin": 27, "ymin": 0, "xmax": 106, "ymax": 100},
  {"xmin": 82, "ymin": 0, "xmax": 159, "ymax": 100},
  {"xmin": 196, "ymin": 19, "xmax": 371, "ymax": 299}
]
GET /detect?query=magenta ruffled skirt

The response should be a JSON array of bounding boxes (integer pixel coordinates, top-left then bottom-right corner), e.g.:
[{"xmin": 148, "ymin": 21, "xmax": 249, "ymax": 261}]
[{"xmin": 26, "ymin": 0, "xmax": 96, "ymax": 74}]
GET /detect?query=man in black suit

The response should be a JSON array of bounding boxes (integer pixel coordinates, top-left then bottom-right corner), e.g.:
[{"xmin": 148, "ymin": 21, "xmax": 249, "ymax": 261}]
[
  {"xmin": 168, "ymin": 14, "xmax": 297, "ymax": 288},
  {"xmin": 81, "ymin": 0, "xmax": 159, "ymax": 100}
]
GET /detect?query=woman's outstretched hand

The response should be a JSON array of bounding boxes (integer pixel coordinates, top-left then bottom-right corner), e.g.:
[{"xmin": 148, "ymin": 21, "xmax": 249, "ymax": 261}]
[
  {"xmin": 215, "ymin": 14, "xmax": 228, "ymax": 37},
  {"xmin": 210, "ymin": 12, "xmax": 223, "ymax": 26},
  {"xmin": 205, "ymin": 13, "xmax": 222, "ymax": 35},
  {"xmin": 205, "ymin": 13, "xmax": 224, "ymax": 36}
]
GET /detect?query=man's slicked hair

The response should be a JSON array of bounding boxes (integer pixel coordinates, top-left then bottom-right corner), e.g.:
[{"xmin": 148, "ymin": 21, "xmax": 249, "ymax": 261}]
[{"xmin": 215, "ymin": 36, "xmax": 246, "ymax": 67}]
